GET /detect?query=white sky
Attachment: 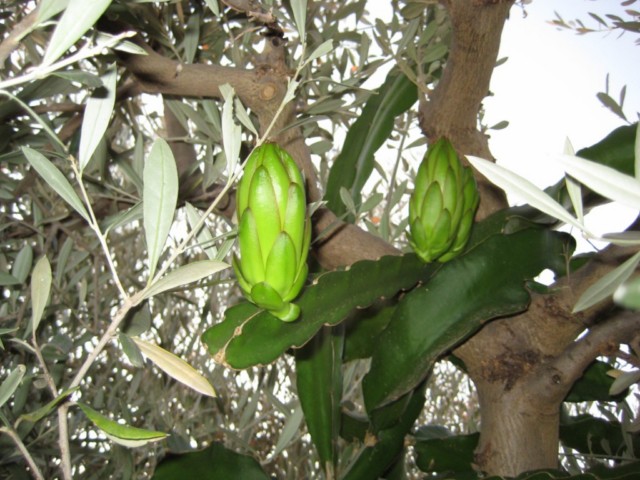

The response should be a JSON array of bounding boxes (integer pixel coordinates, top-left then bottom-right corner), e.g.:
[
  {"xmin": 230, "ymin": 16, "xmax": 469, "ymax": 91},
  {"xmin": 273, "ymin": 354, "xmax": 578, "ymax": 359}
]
[
  {"xmin": 486, "ymin": 0, "xmax": 639, "ymax": 184},
  {"xmin": 483, "ymin": 0, "xmax": 639, "ymax": 247}
]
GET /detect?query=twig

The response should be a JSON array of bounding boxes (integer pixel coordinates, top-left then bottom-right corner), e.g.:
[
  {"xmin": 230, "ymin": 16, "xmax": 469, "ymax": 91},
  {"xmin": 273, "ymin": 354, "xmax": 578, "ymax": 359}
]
[{"xmin": 0, "ymin": 426, "xmax": 45, "ymax": 480}]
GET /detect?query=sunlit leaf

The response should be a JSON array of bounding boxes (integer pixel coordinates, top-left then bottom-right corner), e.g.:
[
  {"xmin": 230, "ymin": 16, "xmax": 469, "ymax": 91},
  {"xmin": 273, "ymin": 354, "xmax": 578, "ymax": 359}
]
[
  {"xmin": 143, "ymin": 138, "xmax": 178, "ymax": 280},
  {"xmin": 574, "ymin": 251, "xmax": 640, "ymax": 312},
  {"xmin": 36, "ymin": 0, "xmax": 70, "ymax": 24},
  {"xmin": 141, "ymin": 260, "xmax": 228, "ymax": 300},
  {"xmin": 78, "ymin": 403, "xmax": 167, "ymax": 448},
  {"xmin": 0, "ymin": 365, "xmax": 26, "ymax": 409},
  {"xmin": 467, "ymin": 155, "xmax": 586, "ymax": 232},
  {"xmin": 563, "ymin": 138, "xmax": 584, "ymax": 223},
  {"xmin": 219, "ymin": 84, "xmax": 242, "ymax": 177},
  {"xmin": 132, "ymin": 337, "xmax": 216, "ymax": 397},
  {"xmin": 22, "ymin": 147, "xmax": 90, "ymax": 222},
  {"xmin": 31, "ymin": 256, "xmax": 52, "ymax": 333},
  {"xmin": 43, "ymin": 0, "xmax": 112, "ymax": 65},
  {"xmin": 79, "ymin": 65, "xmax": 117, "ymax": 171},
  {"xmin": 558, "ymin": 154, "xmax": 640, "ymax": 210}
]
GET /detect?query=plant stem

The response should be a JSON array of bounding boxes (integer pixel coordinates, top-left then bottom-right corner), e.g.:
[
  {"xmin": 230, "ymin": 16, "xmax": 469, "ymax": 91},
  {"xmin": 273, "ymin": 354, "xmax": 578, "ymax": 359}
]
[
  {"xmin": 57, "ymin": 405, "xmax": 72, "ymax": 480},
  {"xmin": 0, "ymin": 426, "xmax": 45, "ymax": 480}
]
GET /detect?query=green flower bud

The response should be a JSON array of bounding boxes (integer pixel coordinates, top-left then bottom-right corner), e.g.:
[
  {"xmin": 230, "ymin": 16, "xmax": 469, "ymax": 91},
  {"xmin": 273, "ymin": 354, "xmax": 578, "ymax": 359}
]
[
  {"xmin": 233, "ymin": 143, "xmax": 311, "ymax": 321},
  {"xmin": 408, "ymin": 138, "xmax": 479, "ymax": 263}
]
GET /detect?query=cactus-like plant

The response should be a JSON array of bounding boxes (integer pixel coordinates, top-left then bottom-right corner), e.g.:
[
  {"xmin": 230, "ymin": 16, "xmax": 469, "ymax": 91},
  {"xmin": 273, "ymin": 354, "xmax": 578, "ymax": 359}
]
[
  {"xmin": 233, "ymin": 143, "xmax": 311, "ymax": 322},
  {"xmin": 408, "ymin": 138, "xmax": 479, "ymax": 263}
]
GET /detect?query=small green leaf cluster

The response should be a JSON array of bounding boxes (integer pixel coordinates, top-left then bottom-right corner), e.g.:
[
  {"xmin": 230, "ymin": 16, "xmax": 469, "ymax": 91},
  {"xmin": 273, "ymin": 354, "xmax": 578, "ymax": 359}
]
[
  {"xmin": 233, "ymin": 143, "xmax": 312, "ymax": 322},
  {"xmin": 408, "ymin": 138, "xmax": 479, "ymax": 263}
]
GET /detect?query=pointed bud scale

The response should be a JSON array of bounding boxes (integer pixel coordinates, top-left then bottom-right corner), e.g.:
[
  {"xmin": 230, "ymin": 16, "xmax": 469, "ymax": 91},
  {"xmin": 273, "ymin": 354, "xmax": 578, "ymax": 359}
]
[
  {"xmin": 407, "ymin": 138, "xmax": 479, "ymax": 263},
  {"xmin": 233, "ymin": 143, "xmax": 310, "ymax": 321}
]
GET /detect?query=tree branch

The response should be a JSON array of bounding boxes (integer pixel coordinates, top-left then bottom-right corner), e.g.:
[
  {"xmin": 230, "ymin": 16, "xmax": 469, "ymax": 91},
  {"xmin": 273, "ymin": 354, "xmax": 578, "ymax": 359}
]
[{"xmin": 536, "ymin": 311, "xmax": 640, "ymax": 403}]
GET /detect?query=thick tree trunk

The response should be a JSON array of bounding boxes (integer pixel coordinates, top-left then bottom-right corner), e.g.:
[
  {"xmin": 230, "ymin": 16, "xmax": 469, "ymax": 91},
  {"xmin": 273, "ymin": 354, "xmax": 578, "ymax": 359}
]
[{"xmin": 474, "ymin": 380, "xmax": 560, "ymax": 474}]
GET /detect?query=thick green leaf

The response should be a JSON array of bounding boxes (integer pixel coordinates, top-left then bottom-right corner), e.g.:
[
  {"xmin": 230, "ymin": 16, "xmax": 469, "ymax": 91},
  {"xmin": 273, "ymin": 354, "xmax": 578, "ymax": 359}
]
[
  {"xmin": 564, "ymin": 361, "xmax": 620, "ymax": 402},
  {"xmin": 414, "ymin": 427, "xmax": 479, "ymax": 474},
  {"xmin": 363, "ymin": 229, "xmax": 573, "ymax": 410},
  {"xmin": 325, "ymin": 69, "xmax": 417, "ymax": 216},
  {"xmin": 22, "ymin": 147, "xmax": 90, "ymax": 222},
  {"xmin": 78, "ymin": 403, "xmax": 167, "ymax": 448},
  {"xmin": 43, "ymin": 0, "xmax": 112, "ymax": 65},
  {"xmin": 152, "ymin": 442, "xmax": 270, "ymax": 480},
  {"xmin": 344, "ymin": 301, "xmax": 396, "ymax": 361},
  {"xmin": 341, "ymin": 385, "xmax": 426, "ymax": 480},
  {"xmin": 560, "ymin": 413, "xmax": 640, "ymax": 458},
  {"xmin": 143, "ymin": 138, "xmax": 178, "ymax": 280},
  {"xmin": 203, "ymin": 254, "xmax": 436, "ymax": 369},
  {"xmin": 30, "ymin": 256, "xmax": 52, "ymax": 333},
  {"xmin": 78, "ymin": 65, "xmax": 117, "ymax": 171},
  {"xmin": 295, "ymin": 326, "xmax": 343, "ymax": 472}
]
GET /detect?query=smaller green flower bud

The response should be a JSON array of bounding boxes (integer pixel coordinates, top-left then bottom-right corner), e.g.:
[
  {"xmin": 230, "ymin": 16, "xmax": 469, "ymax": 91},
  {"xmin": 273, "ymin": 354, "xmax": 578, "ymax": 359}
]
[
  {"xmin": 408, "ymin": 138, "xmax": 479, "ymax": 263},
  {"xmin": 233, "ymin": 143, "xmax": 311, "ymax": 321}
]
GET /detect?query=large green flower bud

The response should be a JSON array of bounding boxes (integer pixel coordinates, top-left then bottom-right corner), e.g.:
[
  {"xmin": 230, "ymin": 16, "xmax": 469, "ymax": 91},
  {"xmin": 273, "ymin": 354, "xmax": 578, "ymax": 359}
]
[
  {"xmin": 408, "ymin": 138, "xmax": 479, "ymax": 263},
  {"xmin": 233, "ymin": 143, "xmax": 311, "ymax": 322}
]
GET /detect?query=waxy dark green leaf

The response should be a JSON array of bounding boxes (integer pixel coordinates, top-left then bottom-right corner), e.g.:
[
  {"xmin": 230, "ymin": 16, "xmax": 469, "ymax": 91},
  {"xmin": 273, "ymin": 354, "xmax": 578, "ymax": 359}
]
[
  {"xmin": 203, "ymin": 254, "xmax": 436, "ymax": 369},
  {"xmin": 325, "ymin": 69, "xmax": 417, "ymax": 216},
  {"xmin": 295, "ymin": 326, "xmax": 343, "ymax": 471},
  {"xmin": 152, "ymin": 442, "xmax": 270, "ymax": 480},
  {"xmin": 363, "ymin": 229, "xmax": 574, "ymax": 410},
  {"xmin": 341, "ymin": 385, "xmax": 426, "ymax": 480}
]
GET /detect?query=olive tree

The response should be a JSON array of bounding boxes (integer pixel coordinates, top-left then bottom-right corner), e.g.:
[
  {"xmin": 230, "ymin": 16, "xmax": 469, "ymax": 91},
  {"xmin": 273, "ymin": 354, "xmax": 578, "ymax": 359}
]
[{"xmin": 0, "ymin": 0, "xmax": 639, "ymax": 479}]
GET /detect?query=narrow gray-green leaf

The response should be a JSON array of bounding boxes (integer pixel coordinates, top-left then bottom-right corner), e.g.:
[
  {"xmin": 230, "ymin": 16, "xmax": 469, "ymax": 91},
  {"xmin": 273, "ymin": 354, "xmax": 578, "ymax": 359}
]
[
  {"xmin": 141, "ymin": 260, "xmax": 228, "ymax": 300},
  {"xmin": 42, "ymin": 0, "xmax": 112, "ymax": 65},
  {"xmin": 79, "ymin": 65, "xmax": 117, "ymax": 171},
  {"xmin": 31, "ymin": 256, "xmax": 52, "ymax": 333},
  {"xmin": 613, "ymin": 275, "xmax": 640, "ymax": 310},
  {"xmin": 12, "ymin": 245, "xmax": 33, "ymax": 284},
  {"xmin": 18, "ymin": 387, "xmax": 79, "ymax": 424},
  {"xmin": 467, "ymin": 155, "xmax": 586, "ymax": 232},
  {"xmin": 558, "ymin": 154, "xmax": 640, "ymax": 210},
  {"xmin": 0, "ymin": 365, "xmax": 26, "ymax": 409},
  {"xmin": 185, "ymin": 203, "xmax": 217, "ymax": 260},
  {"xmin": 219, "ymin": 84, "xmax": 242, "ymax": 177},
  {"xmin": 0, "ymin": 272, "xmax": 20, "ymax": 286},
  {"xmin": 36, "ymin": 0, "xmax": 70, "ymax": 23},
  {"xmin": 234, "ymin": 98, "xmax": 258, "ymax": 136},
  {"xmin": 304, "ymin": 39, "xmax": 333, "ymax": 67},
  {"xmin": 272, "ymin": 404, "xmax": 304, "ymax": 458},
  {"xmin": 203, "ymin": 0, "xmax": 219, "ymax": 15},
  {"xmin": 563, "ymin": 138, "xmax": 584, "ymax": 223},
  {"xmin": 78, "ymin": 402, "xmax": 167, "ymax": 448},
  {"xmin": 574, "ymin": 251, "xmax": 640, "ymax": 313},
  {"xmin": 132, "ymin": 337, "xmax": 217, "ymax": 397},
  {"xmin": 22, "ymin": 147, "xmax": 90, "ymax": 222},
  {"xmin": 143, "ymin": 138, "xmax": 178, "ymax": 280},
  {"xmin": 609, "ymin": 370, "xmax": 640, "ymax": 396},
  {"xmin": 290, "ymin": 0, "xmax": 307, "ymax": 40}
]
